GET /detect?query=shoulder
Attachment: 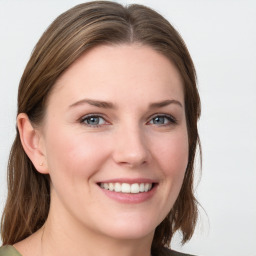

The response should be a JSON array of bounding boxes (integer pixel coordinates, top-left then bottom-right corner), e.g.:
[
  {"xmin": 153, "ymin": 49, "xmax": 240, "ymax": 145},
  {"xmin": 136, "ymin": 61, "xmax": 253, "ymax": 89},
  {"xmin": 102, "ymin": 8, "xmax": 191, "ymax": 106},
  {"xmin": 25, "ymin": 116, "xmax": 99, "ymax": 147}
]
[
  {"xmin": 0, "ymin": 246, "xmax": 22, "ymax": 256},
  {"xmin": 159, "ymin": 247, "xmax": 197, "ymax": 256}
]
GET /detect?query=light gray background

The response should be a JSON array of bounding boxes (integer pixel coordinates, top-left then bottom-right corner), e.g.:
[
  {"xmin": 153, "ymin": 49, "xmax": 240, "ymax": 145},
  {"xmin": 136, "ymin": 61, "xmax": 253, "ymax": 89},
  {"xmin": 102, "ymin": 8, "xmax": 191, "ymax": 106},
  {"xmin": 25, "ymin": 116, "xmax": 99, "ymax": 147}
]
[{"xmin": 0, "ymin": 1, "xmax": 256, "ymax": 255}]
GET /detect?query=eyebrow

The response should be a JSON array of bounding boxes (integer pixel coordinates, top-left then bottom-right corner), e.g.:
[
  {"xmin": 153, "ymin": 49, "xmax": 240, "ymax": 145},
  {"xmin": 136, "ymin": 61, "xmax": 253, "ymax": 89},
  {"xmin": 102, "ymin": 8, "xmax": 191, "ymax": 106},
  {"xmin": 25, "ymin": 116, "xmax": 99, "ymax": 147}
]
[
  {"xmin": 69, "ymin": 99, "xmax": 115, "ymax": 109},
  {"xmin": 69, "ymin": 98, "xmax": 183, "ymax": 109},
  {"xmin": 149, "ymin": 99, "xmax": 183, "ymax": 108}
]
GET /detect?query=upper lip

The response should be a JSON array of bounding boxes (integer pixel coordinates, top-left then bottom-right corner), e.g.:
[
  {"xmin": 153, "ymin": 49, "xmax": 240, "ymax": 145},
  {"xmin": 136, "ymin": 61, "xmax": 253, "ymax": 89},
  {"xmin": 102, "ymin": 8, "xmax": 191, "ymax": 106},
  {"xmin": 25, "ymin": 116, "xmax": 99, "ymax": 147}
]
[{"xmin": 97, "ymin": 178, "xmax": 158, "ymax": 184}]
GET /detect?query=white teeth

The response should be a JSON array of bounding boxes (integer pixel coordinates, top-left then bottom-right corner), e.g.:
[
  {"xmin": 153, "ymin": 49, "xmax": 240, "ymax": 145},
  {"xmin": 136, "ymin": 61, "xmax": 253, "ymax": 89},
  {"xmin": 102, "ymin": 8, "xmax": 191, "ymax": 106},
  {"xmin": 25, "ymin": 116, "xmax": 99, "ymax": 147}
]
[
  {"xmin": 131, "ymin": 183, "xmax": 139, "ymax": 193},
  {"xmin": 108, "ymin": 183, "xmax": 114, "ymax": 191},
  {"xmin": 145, "ymin": 183, "xmax": 152, "ymax": 192},
  {"xmin": 100, "ymin": 182, "xmax": 153, "ymax": 193},
  {"xmin": 114, "ymin": 183, "xmax": 121, "ymax": 192},
  {"xmin": 121, "ymin": 183, "xmax": 130, "ymax": 193}
]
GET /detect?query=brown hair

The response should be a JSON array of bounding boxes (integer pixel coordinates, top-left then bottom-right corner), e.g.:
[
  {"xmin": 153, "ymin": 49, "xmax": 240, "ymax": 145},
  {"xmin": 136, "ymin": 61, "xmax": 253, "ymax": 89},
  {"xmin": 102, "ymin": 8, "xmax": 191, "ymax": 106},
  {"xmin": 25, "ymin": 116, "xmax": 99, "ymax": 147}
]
[{"xmin": 1, "ymin": 1, "xmax": 201, "ymax": 253}]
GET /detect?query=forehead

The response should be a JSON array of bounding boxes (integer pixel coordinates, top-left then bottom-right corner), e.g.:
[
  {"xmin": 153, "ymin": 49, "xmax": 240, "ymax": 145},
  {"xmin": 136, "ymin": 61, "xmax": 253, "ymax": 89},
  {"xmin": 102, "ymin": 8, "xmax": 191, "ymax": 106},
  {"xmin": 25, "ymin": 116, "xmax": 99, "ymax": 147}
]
[{"xmin": 48, "ymin": 44, "xmax": 184, "ymax": 108}]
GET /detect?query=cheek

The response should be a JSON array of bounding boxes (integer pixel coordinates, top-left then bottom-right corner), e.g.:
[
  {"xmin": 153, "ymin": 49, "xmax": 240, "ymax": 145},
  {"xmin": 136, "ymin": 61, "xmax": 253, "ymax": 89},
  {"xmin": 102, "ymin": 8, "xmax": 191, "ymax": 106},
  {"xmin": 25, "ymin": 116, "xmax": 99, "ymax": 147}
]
[
  {"xmin": 44, "ymin": 128, "xmax": 110, "ymax": 179},
  {"xmin": 149, "ymin": 129, "xmax": 189, "ymax": 220},
  {"xmin": 152, "ymin": 130, "xmax": 189, "ymax": 179}
]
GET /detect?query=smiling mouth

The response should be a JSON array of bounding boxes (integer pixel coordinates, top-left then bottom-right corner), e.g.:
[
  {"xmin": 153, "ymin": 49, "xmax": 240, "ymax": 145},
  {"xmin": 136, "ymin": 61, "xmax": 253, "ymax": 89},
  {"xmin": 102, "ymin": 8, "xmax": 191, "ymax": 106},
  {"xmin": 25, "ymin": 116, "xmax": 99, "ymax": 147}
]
[{"xmin": 98, "ymin": 182, "xmax": 155, "ymax": 194}]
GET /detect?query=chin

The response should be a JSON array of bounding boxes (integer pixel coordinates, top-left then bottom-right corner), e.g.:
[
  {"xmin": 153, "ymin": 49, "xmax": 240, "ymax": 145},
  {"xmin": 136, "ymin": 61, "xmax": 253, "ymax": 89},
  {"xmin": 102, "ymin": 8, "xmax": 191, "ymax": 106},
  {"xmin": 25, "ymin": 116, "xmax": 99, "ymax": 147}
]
[{"xmin": 98, "ymin": 216, "xmax": 159, "ymax": 240}]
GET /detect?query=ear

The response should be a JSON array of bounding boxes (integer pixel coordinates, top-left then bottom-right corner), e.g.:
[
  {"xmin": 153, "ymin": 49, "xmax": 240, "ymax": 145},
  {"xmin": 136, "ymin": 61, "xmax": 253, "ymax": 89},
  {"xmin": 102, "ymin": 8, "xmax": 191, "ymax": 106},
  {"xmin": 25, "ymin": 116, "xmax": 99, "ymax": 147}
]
[{"xmin": 17, "ymin": 113, "xmax": 49, "ymax": 174}]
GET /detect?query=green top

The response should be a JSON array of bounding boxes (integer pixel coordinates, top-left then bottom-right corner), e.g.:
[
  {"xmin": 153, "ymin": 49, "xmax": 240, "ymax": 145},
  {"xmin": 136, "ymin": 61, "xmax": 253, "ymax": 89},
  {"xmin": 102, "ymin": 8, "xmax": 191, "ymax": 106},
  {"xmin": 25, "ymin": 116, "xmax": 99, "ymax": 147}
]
[
  {"xmin": 0, "ymin": 245, "xmax": 195, "ymax": 256},
  {"xmin": 0, "ymin": 246, "xmax": 22, "ymax": 256}
]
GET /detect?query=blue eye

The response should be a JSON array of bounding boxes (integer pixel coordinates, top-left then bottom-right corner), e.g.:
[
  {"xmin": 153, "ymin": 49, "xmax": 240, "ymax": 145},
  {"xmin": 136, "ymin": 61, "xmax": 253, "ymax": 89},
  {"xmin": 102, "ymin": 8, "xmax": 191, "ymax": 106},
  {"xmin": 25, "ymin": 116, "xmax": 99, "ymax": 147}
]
[
  {"xmin": 81, "ymin": 115, "xmax": 107, "ymax": 126},
  {"xmin": 149, "ymin": 115, "xmax": 176, "ymax": 126}
]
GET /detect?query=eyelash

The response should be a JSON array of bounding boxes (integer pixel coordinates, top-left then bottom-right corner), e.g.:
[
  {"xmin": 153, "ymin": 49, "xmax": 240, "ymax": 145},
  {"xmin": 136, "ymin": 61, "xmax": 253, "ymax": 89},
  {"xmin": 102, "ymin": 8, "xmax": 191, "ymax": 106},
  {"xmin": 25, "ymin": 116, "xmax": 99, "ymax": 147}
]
[
  {"xmin": 147, "ymin": 114, "xmax": 177, "ymax": 126},
  {"xmin": 80, "ymin": 113, "xmax": 177, "ymax": 128},
  {"xmin": 80, "ymin": 114, "xmax": 109, "ymax": 128}
]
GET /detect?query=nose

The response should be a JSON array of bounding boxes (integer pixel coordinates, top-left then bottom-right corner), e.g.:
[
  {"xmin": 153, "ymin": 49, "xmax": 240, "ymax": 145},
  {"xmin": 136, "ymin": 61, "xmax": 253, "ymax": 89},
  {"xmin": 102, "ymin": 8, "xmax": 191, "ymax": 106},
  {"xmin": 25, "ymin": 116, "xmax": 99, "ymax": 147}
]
[{"xmin": 112, "ymin": 126, "xmax": 149, "ymax": 168}]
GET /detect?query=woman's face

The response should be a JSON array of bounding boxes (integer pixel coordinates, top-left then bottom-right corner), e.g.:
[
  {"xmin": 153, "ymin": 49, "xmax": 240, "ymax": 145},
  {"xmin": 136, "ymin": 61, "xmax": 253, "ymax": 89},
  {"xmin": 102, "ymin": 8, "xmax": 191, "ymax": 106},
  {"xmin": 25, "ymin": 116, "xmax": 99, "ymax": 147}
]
[{"xmin": 40, "ymin": 44, "xmax": 188, "ymax": 241}]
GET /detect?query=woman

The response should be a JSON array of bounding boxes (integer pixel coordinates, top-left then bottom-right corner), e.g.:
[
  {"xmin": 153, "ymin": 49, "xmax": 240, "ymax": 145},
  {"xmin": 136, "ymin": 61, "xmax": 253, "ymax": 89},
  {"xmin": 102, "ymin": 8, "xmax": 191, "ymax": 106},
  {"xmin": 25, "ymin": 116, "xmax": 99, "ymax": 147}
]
[{"xmin": 0, "ymin": 1, "xmax": 201, "ymax": 256}]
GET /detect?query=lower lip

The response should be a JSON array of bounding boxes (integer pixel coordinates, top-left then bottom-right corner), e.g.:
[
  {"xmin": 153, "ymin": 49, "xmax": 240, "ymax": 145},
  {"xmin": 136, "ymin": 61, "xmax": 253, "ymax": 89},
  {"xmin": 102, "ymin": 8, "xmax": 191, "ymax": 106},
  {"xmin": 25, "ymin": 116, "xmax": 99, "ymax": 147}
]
[{"xmin": 99, "ymin": 185, "xmax": 157, "ymax": 204}]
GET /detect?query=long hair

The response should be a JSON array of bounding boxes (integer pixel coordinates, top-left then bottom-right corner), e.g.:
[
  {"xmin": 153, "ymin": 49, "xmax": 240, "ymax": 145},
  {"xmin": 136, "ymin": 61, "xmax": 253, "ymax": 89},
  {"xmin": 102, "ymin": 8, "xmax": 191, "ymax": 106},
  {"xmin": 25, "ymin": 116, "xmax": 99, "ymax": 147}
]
[{"xmin": 1, "ymin": 1, "xmax": 201, "ymax": 253}]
